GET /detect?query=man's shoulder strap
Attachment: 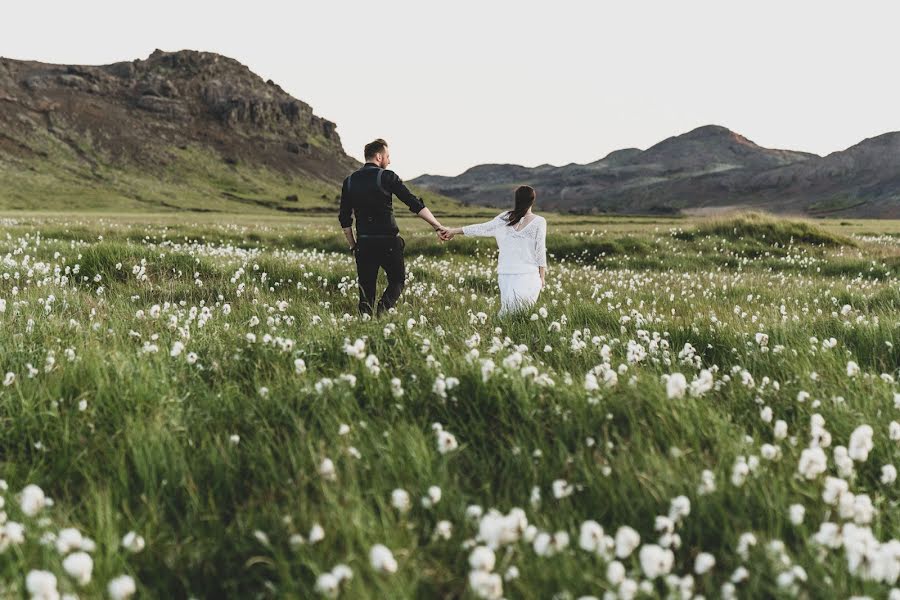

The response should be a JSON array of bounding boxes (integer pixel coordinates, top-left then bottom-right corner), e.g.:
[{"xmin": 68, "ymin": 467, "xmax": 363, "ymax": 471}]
[{"xmin": 376, "ymin": 168, "xmax": 390, "ymax": 197}]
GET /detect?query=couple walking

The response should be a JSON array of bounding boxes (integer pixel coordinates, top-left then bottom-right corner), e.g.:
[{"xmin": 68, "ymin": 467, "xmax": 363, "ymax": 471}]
[{"xmin": 338, "ymin": 138, "xmax": 548, "ymax": 317}]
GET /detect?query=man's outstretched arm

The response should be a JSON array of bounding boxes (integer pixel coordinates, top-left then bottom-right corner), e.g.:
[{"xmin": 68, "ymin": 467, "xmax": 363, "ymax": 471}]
[{"xmin": 386, "ymin": 171, "xmax": 444, "ymax": 232}]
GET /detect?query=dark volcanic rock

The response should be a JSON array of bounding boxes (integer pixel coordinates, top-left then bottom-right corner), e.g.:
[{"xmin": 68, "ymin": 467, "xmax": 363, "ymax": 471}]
[{"xmin": 0, "ymin": 49, "xmax": 358, "ymax": 184}]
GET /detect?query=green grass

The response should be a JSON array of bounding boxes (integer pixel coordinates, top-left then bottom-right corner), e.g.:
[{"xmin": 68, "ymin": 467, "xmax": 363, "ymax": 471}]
[
  {"xmin": 0, "ymin": 212, "xmax": 898, "ymax": 598},
  {"xmin": 0, "ymin": 134, "xmax": 472, "ymax": 217}
]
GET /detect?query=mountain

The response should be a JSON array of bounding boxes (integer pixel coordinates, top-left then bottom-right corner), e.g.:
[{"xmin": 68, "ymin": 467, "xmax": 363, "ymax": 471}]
[
  {"xmin": 0, "ymin": 49, "xmax": 461, "ymax": 214},
  {"xmin": 410, "ymin": 126, "xmax": 900, "ymax": 218}
]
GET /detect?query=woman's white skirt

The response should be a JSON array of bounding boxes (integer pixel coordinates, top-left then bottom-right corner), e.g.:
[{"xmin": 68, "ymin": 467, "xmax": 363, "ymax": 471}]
[{"xmin": 497, "ymin": 271, "xmax": 542, "ymax": 315}]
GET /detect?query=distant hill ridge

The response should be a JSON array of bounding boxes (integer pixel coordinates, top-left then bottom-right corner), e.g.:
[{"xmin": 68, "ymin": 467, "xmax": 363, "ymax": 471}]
[{"xmin": 411, "ymin": 125, "xmax": 900, "ymax": 218}]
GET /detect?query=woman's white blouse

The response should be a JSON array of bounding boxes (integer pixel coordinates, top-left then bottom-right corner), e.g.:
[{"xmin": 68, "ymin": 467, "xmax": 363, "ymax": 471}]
[{"xmin": 462, "ymin": 212, "xmax": 547, "ymax": 274}]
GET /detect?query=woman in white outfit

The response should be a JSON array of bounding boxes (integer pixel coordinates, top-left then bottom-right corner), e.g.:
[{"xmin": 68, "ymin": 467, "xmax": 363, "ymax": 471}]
[{"xmin": 440, "ymin": 186, "xmax": 547, "ymax": 315}]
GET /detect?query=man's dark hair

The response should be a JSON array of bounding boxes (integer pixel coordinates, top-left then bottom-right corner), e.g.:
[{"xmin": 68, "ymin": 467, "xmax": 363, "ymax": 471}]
[{"xmin": 364, "ymin": 139, "xmax": 388, "ymax": 160}]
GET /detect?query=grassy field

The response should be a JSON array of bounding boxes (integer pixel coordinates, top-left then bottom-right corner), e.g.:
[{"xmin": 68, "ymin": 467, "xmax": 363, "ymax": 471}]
[{"xmin": 0, "ymin": 210, "xmax": 898, "ymax": 599}]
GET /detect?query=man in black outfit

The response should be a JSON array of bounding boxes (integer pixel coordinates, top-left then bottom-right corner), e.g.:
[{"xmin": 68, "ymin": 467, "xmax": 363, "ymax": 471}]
[{"xmin": 338, "ymin": 139, "xmax": 447, "ymax": 316}]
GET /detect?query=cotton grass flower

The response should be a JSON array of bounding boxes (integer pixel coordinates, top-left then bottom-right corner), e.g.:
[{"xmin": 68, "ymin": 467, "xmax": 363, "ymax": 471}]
[
  {"xmin": 107, "ymin": 574, "xmax": 137, "ymax": 600},
  {"xmin": 391, "ymin": 488, "xmax": 411, "ymax": 513},
  {"xmin": 798, "ymin": 447, "xmax": 828, "ymax": 479},
  {"xmin": 665, "ymin": 373, "xmax": 687, "ymax": 399},
  {"xmin": 639, "ymin": 544, "xmax": 674, "ymax": 578},
  {"xmin": 62, "ymin": 550, "xmax": 93, "ymax": 586},
  {"xmin": 694, "ymin": 552, "xmax": 716, "ymax": 574},
  {"xmin": 881, "ymin": 464, "xmax": 897, "ymax": 484},
  {"xmin": 848, "ymin": 425, "xmax": 874, "ymax": 462},
  {"xmin": 25, "ymin": 570, "xmax": 58, "ymax": 600},
  {"xmin": 121, "ymin": 531, "xmax": 145, "ymax": 553},
  {"xmin": 20, "ymin": 484, "xmax": 51, "ymax": 517},
  {"xmin": 319, "ymin": 458, "xmax": 337, "ymax": 481},
  {"xmin": 614, "ymin": 526, "xmax": 641, "ymax": 558},
  {"xmin": 369, "ymin": 544, "xmax": 398, "ymax": 573},
  {"xmin": 436, "ymin": 429, "xmax": 459, "ymax": 454}
]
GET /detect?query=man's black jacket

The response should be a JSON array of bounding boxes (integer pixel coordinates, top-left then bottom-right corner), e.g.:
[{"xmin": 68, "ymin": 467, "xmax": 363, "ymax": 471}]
[{"xmin": 338, "ymin": 162, "xmax": 426, "ymax": 236}]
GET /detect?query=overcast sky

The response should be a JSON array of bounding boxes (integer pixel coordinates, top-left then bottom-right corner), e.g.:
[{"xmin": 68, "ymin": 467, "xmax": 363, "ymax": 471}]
[{"xmin": 4, "ymin": 1, "xmax": 900, "ymax": 178}]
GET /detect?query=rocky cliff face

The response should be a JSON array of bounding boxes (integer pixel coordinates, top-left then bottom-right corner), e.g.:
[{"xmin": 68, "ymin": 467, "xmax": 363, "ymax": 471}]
[
  {"xmin": 411, "ymin": 126, "xmax": 900, "ymax": 218},
  {"xmin": 0, "ymin": 49, "xmax": 360, "ymax": 211}
]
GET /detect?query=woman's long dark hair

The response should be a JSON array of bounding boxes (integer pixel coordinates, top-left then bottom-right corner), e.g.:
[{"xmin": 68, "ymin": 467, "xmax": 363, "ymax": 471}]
[{"xmin": 505, "ymin": 185, "xmax": 536, "ymax": 227}]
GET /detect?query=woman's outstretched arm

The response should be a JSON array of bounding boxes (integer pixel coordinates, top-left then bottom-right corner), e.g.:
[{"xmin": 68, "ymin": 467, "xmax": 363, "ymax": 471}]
[
  {"xmin": 535, "ymin": 218, "xmax": 547, "ymax": 286},
  {"xmin": 457, "ymin": 214, "xmax": 506, "ymax": 238}
]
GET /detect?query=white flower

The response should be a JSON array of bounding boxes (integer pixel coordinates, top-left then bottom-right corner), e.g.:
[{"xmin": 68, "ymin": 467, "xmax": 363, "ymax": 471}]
[
  {"xmin": 812, "ymin": 522, "xmax": 841, "ymax": 548},
  {"xmin": 369, "ymin": 544, "xmax": 398, "ymax": 573},
  {"xmin": 848, "ymin": 425, "xmax": 874, "ymax": 462},
  {"xmin": 760, "ymin": 443, "xmax": 780, "ymax": 461},
  {"xmin": 697, "ymin": 470, "xmax": 716, "ymax": 495},
  {"xmin": 477, "ymin": 508, "xmax": 528, "ymax": 549},
  {"xmin": 578, "ymin": 520, "xmax": 605, "ymax": 553},
  {"xmin": 881, "ymin": 464, "xmax": 897, "ymax": 484},
  {"xmin": 668, "ymin": 496, "xmax": 691, "ymax": 522},
  {"xmin": 344, "ymin": 339, "xmax": 366, "ymax": 360},
  {"xmin": 20, "ymin": 484, "xmax": 49, "ymax": 517},
  {"xmin": 889, "ymin": 421, "xmax": 900, "ymax": 441},
  {"xmin": 391, "ymin": 489, "xmax": 411, "ymax": 513},
  {"xmin": 434, "ymin": 520, "xmax": 453, "ymax": 540},
  {"xmin": 314, "ymin": 572, "xmax": 339, "ymax": 597},
  {"xmin": 731, "ymin": 456, "xmax": 750, "ymax": 486},
  {"xmin": 533, "ymin": 530, "xmax": 569, "ymax": 556},
  {"xmin": 737, "ymin": 532, "xmax": 757, "ymax": 560},
  {"xmin": 422, "ymin": 485, "xmax": 441, "ymax": 508},
  {"xmin": 309, "ymin": 523, "xmax": 325, "ymax": 544},
  {"xmin": 26, "ymin": 570, "xmax": 58, "ymax": 600},
  {"xmin": 62, "ymin": 551, "xmax": 93, "ymax": 586},
  {"xmin": 331, "ymin": 564, "xmax": 353, "ymax": 583},
  {"xmin": 666, "ymin": 373, "xmax": 687, "ymax": 399},
  {"xmin": 319, "ymin": 458, "xmax": 337, "ymax": 481},
  {"xmin": 552, "ymin": 479, "xmax": 574, "ymax": 499},
  {"xmin": 774, "ymin": 420, "xmax": 788, "ymax": 440},
  {"xmin": 3, "ymin": 521, "xmax": 25, "ymax": 545},
  {"xmin": 731, "ymin": 566, "xmax": 750, "ymax": 583},
  {"xmin": 294, "ymin": 358, "xmax": 307, "ymax": 375},
  {"xmin": 469, "ymin": 546, "xmax": 496, "ymax": 571},
  {"xmin": 639, "ymin": 544, "xmax": 674, "ymax": 578},
  {"xmin": 789, "ymin": 504, "xmax": 805, "ymax": 525},
  {"xmin": 121, "ymin": 531, "xmax": 145, "ymax": 553},
  {"xmin": 846, "ymin": 361, "xmax": 859, "ymax": 377},
  {"xmin": 170, "ymin": 341, "xmax": 185, "ymax": 357},
  {"xmin": 606, "ymin": 560, "xmax": 626, "ymax": 585},
  {"xmin": 107, "ymin": 574, "xmax": 137, "ymax": 600},
  {"xmin": 4, "ymin": 372, "xmax": 15, "ymax": 386},
  {"xmin": 822, "ymin": 476, "xmax": 849, "ymax": 505},
  {"xmin": 614, "ymin": 526, "xmax": 641, "ymax": 558},
  {"xmin": 834, "ymin": 446, "xmax": 855, "ymax": 478},
  {"xmin": 694, "ymin": 552, "xmax": 716, "ymax": 574},
  {"xmin": 468, "ymin": 569, "xmax": 503, "ymax": 599},
  {"xmin": 436, "ymin": 429, "xmax": 459, "ymax": 454},
  {"xmin": 55, "ymin": 527, "xmax": 86, "ymax": 554},
  {"xmin": 798, "ymin": 447, "xmax": 828, "ymax": 479}
]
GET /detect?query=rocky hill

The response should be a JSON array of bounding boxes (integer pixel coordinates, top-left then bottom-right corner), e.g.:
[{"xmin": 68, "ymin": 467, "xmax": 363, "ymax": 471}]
[
  {"xmin": 411, "ymin": 125, "xmax": 900, "ymax": 218},
  {"xmin": 0, "ymin": 49, "xmax": 460, "ymax": 214}
]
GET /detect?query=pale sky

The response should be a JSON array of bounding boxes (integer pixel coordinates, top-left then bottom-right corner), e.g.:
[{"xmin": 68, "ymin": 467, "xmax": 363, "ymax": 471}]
[{"xmin": 4, "ymin": 1, "xmax": 900, "ymax": 178}]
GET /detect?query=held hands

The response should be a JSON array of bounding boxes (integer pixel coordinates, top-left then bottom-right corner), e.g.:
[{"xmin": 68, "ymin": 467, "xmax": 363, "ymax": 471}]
[
  {"xmin": 435, "ymin": 225, "xmax": 455, "ymax": 242},
  {"xmin": 437, "ymin": 226, "xmax": 456, "ymax": 242}
]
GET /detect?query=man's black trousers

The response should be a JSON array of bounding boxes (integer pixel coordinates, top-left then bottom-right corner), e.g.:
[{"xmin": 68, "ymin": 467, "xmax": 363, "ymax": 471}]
[{"xmin": 354, "ymin": 235, "xmax": 406, "ymax": 315}]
